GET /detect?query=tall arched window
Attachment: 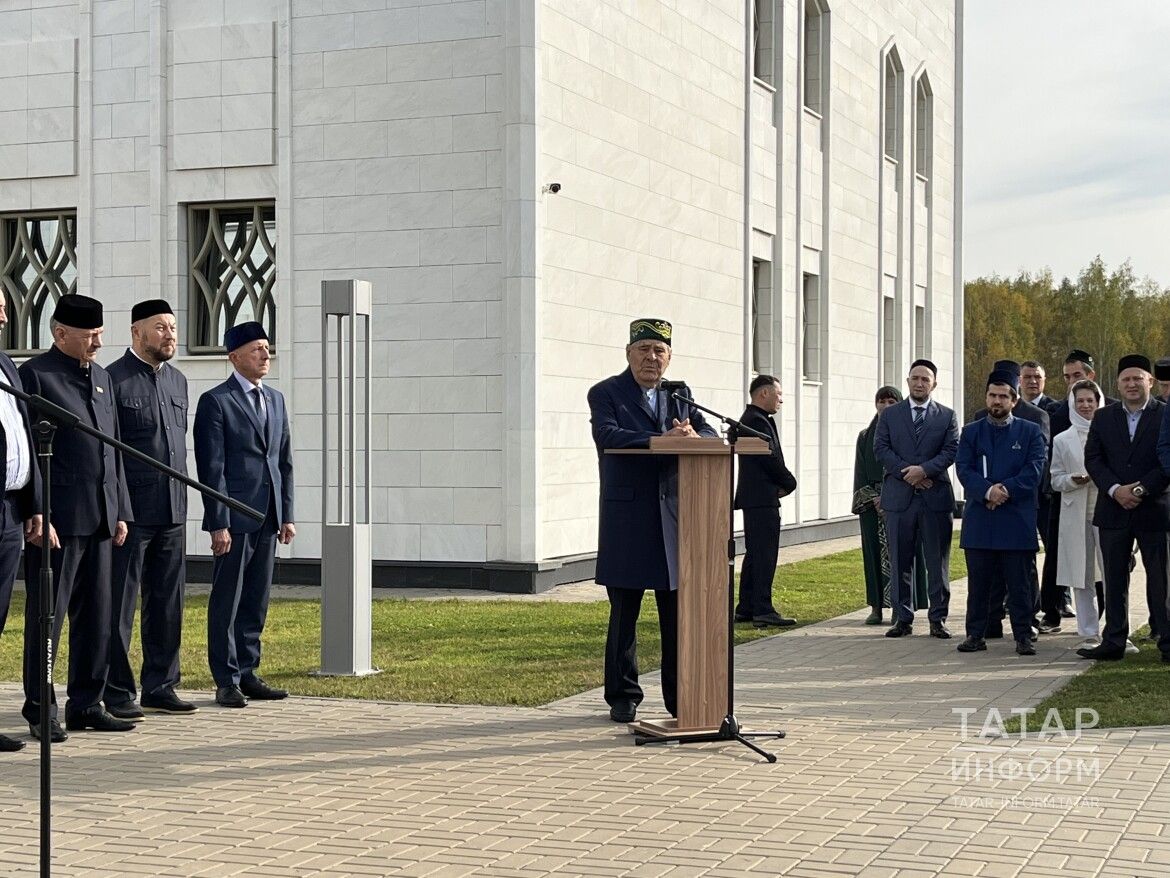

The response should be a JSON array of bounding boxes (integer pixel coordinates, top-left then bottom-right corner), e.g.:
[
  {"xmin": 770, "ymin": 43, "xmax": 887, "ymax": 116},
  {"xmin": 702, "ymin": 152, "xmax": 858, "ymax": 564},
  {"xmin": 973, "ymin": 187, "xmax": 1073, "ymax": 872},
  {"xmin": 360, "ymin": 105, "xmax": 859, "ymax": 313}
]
[
  {"xmin": 883, "ymin": 48, "xmax": 903, "ymax": 160},
  {"xmin": 914, "ymin": 73, "xmax": 933, "ymax": 179}
]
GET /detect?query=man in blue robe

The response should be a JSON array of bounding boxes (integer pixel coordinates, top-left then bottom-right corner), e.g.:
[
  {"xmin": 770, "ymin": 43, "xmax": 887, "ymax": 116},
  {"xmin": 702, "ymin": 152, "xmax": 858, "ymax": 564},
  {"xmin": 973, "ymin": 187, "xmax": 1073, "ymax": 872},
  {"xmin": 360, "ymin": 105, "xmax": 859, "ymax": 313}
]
[{"xmin": 955, "ymin": 369, "xmax": 1047, "ymax": 656}]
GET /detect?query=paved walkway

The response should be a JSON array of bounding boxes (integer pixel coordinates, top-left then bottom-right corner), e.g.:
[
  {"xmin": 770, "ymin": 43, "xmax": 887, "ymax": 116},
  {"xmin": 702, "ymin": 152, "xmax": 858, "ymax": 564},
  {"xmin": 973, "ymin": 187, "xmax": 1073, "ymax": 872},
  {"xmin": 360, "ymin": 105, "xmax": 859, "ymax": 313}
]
[{"xmin": 2, "ymin": 543, "xmax": 1168, "ymax": 876}]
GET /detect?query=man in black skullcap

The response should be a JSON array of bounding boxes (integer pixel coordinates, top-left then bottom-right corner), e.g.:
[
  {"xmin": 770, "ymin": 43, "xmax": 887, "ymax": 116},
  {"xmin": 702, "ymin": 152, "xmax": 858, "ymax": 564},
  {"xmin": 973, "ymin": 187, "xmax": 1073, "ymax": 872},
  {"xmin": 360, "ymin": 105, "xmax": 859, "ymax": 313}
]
[
  {"xmin": 955, "ymin": 369, "xmax": 1047, "ymax": 656},
  {"xmin": 587, "ymin": 318, "xmax": 716, "ymax": 724},
  {"xmin": 1154, "ymin": 358, "xmax": 1170, "ymax": 402},
  {"xmin": 19, "ymin": 294, "xmax": 134, "ymax": 739},
  {"xmin": 105, "ymin": 300, "xmax": 195, "ymax": 719},
  {"xmin": 194, "ymin": 321, "xmax": 294, "ymax": 708},
  {"xmin": 969, "ymin": 359, "xmax": 1050, "ymax": 638},
  {"xmin": 1082, "ymin": 355, "xmax": 1170, "ymax": 661},
  {"xmin": 0, "ymin": 297, "xmax": 36, "ymax": 751}
]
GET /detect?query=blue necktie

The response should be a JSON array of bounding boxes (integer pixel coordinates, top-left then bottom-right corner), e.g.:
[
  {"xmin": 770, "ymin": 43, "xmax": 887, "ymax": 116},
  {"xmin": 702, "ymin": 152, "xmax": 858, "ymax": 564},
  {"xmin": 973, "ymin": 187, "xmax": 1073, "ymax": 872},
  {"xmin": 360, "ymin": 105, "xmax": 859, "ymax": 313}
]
[{"xmin": 913, "ymin": 405, "xmax": 926, "ymax": 440}]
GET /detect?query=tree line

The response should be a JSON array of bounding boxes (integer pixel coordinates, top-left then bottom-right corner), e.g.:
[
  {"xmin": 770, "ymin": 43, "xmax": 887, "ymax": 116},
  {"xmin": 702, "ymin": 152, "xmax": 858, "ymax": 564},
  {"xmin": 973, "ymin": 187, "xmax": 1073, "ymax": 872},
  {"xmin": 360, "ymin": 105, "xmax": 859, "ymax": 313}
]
[{"xmin": 963, "ymin": 256, "xmax": 1170, "ymax": 419}]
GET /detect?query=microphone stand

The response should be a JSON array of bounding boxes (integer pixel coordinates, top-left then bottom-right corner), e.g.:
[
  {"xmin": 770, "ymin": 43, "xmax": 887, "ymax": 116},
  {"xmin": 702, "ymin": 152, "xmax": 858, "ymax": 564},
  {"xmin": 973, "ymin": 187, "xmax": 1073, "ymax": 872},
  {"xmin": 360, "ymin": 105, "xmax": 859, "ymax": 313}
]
[
  {"xmin": 633, "ymin": 390, "xmax": 785, "ymax": 762},
  {"xmin": 0, "ymin": 379, "xmax": 264, "ymax": 878}
]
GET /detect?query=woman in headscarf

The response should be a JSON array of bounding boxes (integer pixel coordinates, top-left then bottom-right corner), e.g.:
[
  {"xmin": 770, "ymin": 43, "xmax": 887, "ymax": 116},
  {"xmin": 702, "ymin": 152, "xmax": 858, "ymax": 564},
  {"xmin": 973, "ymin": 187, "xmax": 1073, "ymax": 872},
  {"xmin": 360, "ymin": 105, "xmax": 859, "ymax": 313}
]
[
  {"xmin": 854, "ymin": 386, "xmax": 929, "ymax": 624},
  {"xmin": 1050, "ymin": 378, "xmax": 1109, "ymax": 646}
]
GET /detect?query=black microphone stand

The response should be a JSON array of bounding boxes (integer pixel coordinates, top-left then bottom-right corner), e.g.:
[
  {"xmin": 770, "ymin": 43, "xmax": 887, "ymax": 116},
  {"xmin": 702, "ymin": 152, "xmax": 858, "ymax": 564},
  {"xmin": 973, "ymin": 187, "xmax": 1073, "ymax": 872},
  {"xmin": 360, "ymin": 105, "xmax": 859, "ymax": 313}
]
[
  {"xmin": 0, "ymin": 380, "xmax": 264, "ymax": 878},
  {"xmin": 632, "ymin": 390, "xmax": 785, "ymax": 762}
]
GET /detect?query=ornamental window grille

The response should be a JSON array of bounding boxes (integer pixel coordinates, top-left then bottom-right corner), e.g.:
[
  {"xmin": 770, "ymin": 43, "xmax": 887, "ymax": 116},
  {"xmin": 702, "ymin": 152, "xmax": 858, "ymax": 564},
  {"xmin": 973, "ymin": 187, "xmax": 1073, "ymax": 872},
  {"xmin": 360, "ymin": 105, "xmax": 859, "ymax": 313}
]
[
  {"xmin": 188, "ymin": 201, "xmax": 276, "ymax": 353},
  {"xmin": 0, "ymin": 211, "xmax": 78, "ymax": 355}
]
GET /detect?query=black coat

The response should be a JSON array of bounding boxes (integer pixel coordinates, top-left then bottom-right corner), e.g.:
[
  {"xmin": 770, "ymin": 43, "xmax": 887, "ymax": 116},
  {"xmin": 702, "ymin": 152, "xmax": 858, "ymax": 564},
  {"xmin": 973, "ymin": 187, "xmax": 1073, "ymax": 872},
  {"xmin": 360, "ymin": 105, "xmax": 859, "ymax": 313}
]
[
  {"xmin": 1084, "ymin": 399, "xmax": 1170, "ymax": 531},
  {"xmin": 0, "ymin": 352, "xmax": 36, "ymax": 520},
  {"xmin": 18, "ymin": 345, "xmax": 132, "ymax": 537},
  {"xmin": 733, "ymin": 404, "xmax": 796, "ymax": 509},
  {"xmin": 587, "ymin": 368, "xmax": 716, "ymax": 591},
  {"xmin": 108, "ymin": 350, "xmax": 189, "ymax": 526}
]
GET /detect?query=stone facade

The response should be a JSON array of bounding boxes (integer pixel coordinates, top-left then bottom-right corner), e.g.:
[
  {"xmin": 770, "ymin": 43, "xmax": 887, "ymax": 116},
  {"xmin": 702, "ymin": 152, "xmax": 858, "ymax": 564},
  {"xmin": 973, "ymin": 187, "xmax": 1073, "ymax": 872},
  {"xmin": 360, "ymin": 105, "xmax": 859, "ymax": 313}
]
[{"xmin": 0, "ymin": 0, "xmax": 960, "ymax": 584}]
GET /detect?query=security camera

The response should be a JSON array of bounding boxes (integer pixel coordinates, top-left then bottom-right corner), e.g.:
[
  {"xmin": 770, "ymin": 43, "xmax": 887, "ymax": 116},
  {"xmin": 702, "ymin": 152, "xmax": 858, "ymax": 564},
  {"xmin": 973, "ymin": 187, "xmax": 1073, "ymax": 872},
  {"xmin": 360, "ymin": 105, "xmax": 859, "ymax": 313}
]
[{"xmin": 543, "ymin": 182, "xmax": 562, "ymax": 194}]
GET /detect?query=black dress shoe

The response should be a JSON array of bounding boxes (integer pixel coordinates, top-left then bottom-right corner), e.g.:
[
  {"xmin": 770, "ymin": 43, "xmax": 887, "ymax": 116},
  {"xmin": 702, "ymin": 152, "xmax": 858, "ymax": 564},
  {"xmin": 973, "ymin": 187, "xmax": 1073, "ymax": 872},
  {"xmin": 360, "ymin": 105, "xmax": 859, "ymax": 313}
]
[
  {"xmin": 753, "ymin": 612, "xmax": 797, "ymax": 628},
  {"xmin": 65, "ymin": 709, "xmax": 135, "ymax": 732},
  {"xmin": 930, "ymin": 622, "xmax": 952, "ymax": 639},
  {"xmin": 105, "ymin": 701, "xmax": 145, "ymax": 722},
  {"xmin": 215, "ymin": 685, "xmax": 249, "ymax": 708},
  {"xmin": 239, "ymin": 676, "xmax": 288, "ymax": 700},
  {"xmin": 1076, "ymin": 645, "xmax": 1125, "ymax": 661},
  {"xmin": 734, "ymin": 613, "xmax": 752, "ymax": 623},
  {"xmin": 141, "ymin": 688, "xmax": 198, "ymax": 714},
  {"xmin": 28, "ymin": 719, "xmax": 68, "ymax": 743},
  {"xmin": 885, "ymin": 621, "xmax": 912, "ymax": 638},
  {"xmin": 609, "ymin": 701, "xmax": 636, "ymax": 723},
  {"xmin": 0, "ymin": 733, "xmax": 25, "ymax": 752},
  {"xmin": 956, "ymin": 636, "xmax": 986, "ymax": 652},
  {"xmin": 1015, "ymin": 640, "xmax": 1037, "ymax": 656}
]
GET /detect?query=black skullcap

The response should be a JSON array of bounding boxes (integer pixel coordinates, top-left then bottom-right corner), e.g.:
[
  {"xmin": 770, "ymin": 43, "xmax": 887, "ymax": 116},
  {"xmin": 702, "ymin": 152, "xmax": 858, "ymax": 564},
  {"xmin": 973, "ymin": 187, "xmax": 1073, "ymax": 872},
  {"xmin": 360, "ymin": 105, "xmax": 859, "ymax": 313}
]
[
  {"xmin": 993, "ymin": 359, "xmax": 1021, "ymax": 376},
  {"xmin": 131, "ymin": 299, "xmax": 174, "ymax": 323},
  {"xmin": 910, "ymin": 358, "xmax": 937, "ymax": 377},
  {"xmin": 629, "ymin": 318, "xmax": 672, "ymax": 346},
  {"xmin": 1117, "ymin": 354, "xmax": 1152, "ymax": 374},
  {"xmin": 1154, "ymin": 358, "xmax": 1170, "ymax": 381},
  {"xmin": 224, "ymin": 321, "xmax": 269, "ymax": 352},
  {"xmin": 875, "ymin": 385, "xmax": 902, "ymax": 402},
  {"xmin": 52, "ymin": 294, "xmax": 103, "ymax": 330},
  {"xmin": 987, "ymin": 369, "xmax": 1019, "ymax": 394},
  {"xmin": 1065, "ymin": 349, "xmax": 1094, "ymax": 370}
]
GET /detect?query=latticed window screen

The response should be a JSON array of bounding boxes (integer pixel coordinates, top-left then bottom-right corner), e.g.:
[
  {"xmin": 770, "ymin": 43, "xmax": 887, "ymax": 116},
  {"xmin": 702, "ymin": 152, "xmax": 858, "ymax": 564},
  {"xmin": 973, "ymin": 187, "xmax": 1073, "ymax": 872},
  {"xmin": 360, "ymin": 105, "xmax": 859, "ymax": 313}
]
[
  {"xmin": 188, "ymin": 202, "xmax": 276, "ymax": 352},
  {"xmin": 0, "ymin": 211, "xmax": 78, "ymax": 355}
]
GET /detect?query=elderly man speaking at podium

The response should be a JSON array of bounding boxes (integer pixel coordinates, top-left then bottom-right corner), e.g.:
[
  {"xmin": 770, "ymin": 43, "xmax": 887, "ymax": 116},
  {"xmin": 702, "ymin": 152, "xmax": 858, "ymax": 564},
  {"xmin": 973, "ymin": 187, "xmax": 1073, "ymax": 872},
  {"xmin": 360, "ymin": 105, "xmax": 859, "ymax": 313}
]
[{"xmin": 587, "ymin": 318, "xmax": 717, "ymax": 725}]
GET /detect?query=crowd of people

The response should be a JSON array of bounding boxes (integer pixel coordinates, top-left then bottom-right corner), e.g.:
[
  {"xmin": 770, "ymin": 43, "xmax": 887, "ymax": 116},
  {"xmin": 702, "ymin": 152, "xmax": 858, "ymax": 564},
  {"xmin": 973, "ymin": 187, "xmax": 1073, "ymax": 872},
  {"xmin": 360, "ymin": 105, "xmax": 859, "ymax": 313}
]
[
  {"xmin": 0, "ymin": 295, "xmax": 294, "ymax": 753},
  {"xmin": 855, "ymin": 350, "xmax": 1170, "ymax": 661},
  {"xmin": 588, "ymin": 318, "xmax": 1170, "ymax": 725}
]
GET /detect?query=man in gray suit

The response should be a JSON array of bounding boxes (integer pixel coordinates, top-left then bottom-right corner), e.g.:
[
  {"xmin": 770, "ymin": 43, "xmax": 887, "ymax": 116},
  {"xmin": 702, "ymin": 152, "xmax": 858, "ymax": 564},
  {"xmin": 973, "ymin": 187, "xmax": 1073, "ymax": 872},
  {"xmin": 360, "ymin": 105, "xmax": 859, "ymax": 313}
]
[{"xmin": 874, "ymin": 359, "xmax": 960, "ymax": 638}]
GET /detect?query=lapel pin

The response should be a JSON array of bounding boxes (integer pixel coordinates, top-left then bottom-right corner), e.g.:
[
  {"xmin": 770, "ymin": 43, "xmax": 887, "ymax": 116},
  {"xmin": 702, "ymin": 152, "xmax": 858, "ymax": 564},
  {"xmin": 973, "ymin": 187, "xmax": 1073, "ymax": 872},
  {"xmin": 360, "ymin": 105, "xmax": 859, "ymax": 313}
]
[{"xmin": 96, "ymin": 386, "xmax": 104, "ymax": 393}]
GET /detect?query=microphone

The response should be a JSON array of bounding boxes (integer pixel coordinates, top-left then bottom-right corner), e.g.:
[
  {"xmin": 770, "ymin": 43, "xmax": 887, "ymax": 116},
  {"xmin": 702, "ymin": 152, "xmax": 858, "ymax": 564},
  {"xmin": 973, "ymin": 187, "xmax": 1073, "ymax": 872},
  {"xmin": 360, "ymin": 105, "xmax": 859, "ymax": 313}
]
[{"xmin": 659, "ymin": 379, "xmax": 688, "ymax": 400}]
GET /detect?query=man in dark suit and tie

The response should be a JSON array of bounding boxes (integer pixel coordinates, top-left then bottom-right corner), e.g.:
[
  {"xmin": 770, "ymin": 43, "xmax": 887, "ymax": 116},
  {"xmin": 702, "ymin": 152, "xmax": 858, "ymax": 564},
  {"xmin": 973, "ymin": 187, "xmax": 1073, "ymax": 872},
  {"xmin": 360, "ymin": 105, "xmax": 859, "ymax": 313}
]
[
  {"xmin": 105, "ymin": 300, "xmax": 196, "ymax": 719},
  {"xmin": 734, "ymin": 374, "xmax": 798, "ymax": 628},
  {"xmin": 1080, "ymin": 355, "xmax": 1170, "ymax": 661},
  {"xmin": 0, "ymin": 297, "xmax": 37, "ymax": 752},
  {"xmin": 588, "ymin": 318, "xmax": 716, "ymax": 724},
  {"xmin": 955, "ymin": 369, "xmax": 1048, "ymax": 656},
  {"xmin": 874, "ymin": 358, "xmax": 959, "ymax": 638},
  {"xmin": 194, "ymin": 321, "xmax": 295, "ymax": 708},
  {"xmin": 20, "ymin": 294, "xmax": 134, "ymax": 739}
]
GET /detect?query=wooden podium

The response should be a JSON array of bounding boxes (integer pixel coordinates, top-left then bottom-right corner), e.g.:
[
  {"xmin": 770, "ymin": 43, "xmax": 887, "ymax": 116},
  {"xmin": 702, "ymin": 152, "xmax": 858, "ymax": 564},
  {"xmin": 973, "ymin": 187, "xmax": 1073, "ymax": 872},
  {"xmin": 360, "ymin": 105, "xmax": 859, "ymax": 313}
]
[{"xmin": 607, "ymin": 436, "xmax": 770, "ymax": 737}]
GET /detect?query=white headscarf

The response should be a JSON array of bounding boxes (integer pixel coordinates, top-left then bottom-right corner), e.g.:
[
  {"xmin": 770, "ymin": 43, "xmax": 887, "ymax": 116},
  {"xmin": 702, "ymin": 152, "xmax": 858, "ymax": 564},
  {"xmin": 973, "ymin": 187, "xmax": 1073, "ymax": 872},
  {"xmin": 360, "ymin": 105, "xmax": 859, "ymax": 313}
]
[{"xmin": 1068, "ymin": 380, "xmax": 1103, "ymax": 436}]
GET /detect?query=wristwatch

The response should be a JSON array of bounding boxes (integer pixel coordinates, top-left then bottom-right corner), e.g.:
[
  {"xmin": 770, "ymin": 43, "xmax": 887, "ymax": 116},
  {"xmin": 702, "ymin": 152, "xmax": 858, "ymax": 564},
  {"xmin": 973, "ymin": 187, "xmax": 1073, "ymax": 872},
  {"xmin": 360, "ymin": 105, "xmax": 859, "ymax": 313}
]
[{"xmin": 1133, "ymin": 484, "xmax": 1147, "ymax": 498}]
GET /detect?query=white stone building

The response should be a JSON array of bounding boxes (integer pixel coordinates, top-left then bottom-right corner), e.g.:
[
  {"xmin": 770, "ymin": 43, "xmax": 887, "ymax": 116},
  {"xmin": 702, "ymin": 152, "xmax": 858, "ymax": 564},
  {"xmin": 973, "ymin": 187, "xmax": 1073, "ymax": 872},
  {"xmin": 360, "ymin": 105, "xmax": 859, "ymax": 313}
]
[{"xmin": 0, "ymin": 0, "xmax": 962, "ymax": 590}]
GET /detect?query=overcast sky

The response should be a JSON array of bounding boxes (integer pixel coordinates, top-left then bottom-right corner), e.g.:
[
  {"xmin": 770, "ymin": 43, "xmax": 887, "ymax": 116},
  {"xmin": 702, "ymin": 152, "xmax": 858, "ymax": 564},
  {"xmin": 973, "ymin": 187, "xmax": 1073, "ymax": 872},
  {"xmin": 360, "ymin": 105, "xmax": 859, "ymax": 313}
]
[{"xmin": 963, "ymin": 1, "xmax": 1170, "ymax": 286}]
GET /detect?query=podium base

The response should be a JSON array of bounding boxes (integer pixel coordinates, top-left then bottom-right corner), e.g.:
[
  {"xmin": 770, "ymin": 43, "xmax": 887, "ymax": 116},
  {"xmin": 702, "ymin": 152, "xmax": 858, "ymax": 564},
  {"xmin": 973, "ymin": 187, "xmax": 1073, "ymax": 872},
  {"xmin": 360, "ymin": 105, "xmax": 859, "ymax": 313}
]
[
  {"xmin": 630, "ymin": 714, "xmax": 786, "ymax": 763},
  {"xmin": 628, "ymin": 717, "xmax": 720, "ymax": 738}
]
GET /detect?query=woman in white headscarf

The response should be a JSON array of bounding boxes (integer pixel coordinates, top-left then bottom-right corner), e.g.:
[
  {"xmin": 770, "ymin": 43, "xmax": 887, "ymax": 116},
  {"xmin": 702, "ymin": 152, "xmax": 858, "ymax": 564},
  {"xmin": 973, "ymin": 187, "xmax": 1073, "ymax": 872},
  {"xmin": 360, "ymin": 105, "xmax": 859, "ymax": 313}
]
[{"xmin": 1050, "ymin": 379, "xmax": 1108, "ymax": 645}]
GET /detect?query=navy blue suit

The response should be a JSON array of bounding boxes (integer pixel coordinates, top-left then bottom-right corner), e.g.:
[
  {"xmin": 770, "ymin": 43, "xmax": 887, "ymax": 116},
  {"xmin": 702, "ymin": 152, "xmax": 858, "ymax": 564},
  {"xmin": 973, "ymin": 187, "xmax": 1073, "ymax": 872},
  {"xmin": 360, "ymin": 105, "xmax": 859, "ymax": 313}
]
[
  {"xmin": 107, "ymin": 350, "xmax": 189, "ymax": 705},
  {"xmin": 0, "ymin": 352, "xmax": 35, "ymax": 648},
  {"xmin": 957, "ymin": 416, "xmax": 1047, "ymax": 640},
  {"xmin": 587, "ymin": 368, "xmax": 715, "ymax": 713},
  {"xmin": 19, "ymin": 345, "xmax": 132, "ymax": 723},
  {"xmin": 194, "ymin": 375, "xmax": 293, "ymax": 687},
  {"xmin": 1090, "ymin": 399, "xmax": 1170, "ymax": 656},
  {"xmin": 873, "ymin": 398, "xmax": 959, "ymax": 624}
]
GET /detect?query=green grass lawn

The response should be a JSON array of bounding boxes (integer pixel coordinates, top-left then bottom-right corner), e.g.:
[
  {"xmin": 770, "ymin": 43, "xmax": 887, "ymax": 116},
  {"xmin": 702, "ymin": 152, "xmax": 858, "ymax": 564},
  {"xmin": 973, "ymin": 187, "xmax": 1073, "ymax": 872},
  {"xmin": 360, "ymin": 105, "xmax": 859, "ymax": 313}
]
[
  {"xmin": 0, "ymin": 540, "xmax": 907, "ymax": 707},
  {"xmin": 1003, "ymin": 627, "xmax": 1170, "ymax": 732}
]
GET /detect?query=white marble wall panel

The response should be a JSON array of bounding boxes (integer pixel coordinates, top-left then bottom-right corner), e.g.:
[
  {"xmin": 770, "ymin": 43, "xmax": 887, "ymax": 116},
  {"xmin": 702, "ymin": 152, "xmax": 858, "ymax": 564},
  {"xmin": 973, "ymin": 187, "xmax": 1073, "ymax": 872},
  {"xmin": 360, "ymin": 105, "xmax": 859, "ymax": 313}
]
[{"xmin": 0, "ymin": 38, "xmax": 77, "ymax": 179}]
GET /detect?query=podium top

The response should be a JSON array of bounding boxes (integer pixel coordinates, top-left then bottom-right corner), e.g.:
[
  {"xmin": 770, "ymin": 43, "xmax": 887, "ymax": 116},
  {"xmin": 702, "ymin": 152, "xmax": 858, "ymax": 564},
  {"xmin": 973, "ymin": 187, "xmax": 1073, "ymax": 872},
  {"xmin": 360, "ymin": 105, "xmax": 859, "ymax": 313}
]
[{"xmin": 606, "ymin": 437, "xmax": 770, "ymax": 455}]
